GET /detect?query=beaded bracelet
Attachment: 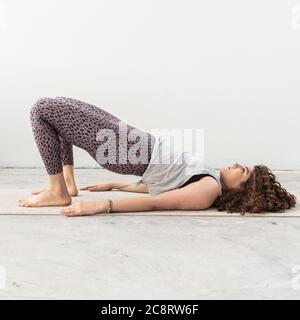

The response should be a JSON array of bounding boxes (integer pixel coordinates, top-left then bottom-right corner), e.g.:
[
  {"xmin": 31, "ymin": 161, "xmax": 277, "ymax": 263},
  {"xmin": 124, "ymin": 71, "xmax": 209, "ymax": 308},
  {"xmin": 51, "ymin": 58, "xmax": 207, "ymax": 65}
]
[{"xmin": 106, "ymin": 199, "xmax": 113, "ymax": 214}]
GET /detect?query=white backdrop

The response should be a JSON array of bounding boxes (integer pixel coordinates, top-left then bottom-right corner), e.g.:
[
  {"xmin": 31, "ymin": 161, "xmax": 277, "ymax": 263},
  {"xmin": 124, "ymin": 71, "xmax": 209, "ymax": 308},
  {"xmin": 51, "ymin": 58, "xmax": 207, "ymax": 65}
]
[{"xmin": 0, "ymin": 0, "xmax": 299, "ymax": 170}]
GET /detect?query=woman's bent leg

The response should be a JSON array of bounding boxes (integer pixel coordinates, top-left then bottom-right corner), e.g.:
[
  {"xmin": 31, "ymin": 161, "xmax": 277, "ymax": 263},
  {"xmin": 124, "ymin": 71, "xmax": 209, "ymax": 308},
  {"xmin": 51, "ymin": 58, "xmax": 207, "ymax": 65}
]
[
  {"xmin": 19, "ymin": 95, "xmax": 155, "ymax": 207},
  {"xmin": 18, "ymin": 99, "xmax": 75, "ymax": 207},
  {"xmin": 29, "ymin": 96, "xmax": 155, "ymax": 176},
  {"xmin": 32, "ymin": 137, "xmax": 78, "ymax": 196}
]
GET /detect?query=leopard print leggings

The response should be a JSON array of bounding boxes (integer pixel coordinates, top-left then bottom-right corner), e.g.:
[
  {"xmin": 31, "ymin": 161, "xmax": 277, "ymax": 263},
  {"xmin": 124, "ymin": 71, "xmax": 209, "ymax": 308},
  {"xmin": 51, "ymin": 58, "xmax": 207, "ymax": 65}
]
[{"xmin": 30, "ymin": 96, "xmax": 155, "ymax": 176}]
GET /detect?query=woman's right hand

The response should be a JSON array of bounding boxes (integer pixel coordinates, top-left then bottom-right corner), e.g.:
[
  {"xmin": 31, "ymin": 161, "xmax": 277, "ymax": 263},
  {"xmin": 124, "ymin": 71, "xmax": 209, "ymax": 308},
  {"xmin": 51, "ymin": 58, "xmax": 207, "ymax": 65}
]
[{"xmin": 80, "ymin": 182, "xmax": 113, "ymax": 192}]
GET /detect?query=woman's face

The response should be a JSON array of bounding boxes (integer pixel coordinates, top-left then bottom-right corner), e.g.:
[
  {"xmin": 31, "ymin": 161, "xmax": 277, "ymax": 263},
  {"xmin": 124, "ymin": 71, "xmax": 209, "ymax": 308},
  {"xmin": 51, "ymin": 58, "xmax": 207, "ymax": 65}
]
[{"xmin": 220, "ymin": 163, "xmax": 255, "ymax": 190}]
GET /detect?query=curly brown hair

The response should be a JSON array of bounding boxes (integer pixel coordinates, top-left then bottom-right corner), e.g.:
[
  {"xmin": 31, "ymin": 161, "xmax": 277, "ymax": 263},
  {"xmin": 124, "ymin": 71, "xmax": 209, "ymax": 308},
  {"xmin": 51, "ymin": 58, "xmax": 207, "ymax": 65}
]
[{"xmin": 213, "ymin": 165, "xmax": 297, "ymax": 215}]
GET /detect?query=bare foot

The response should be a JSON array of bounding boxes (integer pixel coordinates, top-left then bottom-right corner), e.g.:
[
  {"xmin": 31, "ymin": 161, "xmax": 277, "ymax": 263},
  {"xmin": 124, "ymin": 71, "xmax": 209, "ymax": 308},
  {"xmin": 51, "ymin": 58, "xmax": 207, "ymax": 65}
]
[
  {"xmin": 19, "ymin": 188, "xmax": 71, "ymax": 207},
  {"xmin": 32, "ymin": 184, "xmax": 78, "ymax": 197}
]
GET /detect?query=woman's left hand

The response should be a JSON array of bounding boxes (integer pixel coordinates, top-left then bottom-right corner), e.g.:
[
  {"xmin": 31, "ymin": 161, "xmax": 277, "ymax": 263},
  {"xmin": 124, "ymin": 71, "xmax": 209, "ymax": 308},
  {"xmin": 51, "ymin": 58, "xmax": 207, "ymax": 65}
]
[{"xmin": 60, "ymin": 200, "xmax": 108, "ymax": 217}]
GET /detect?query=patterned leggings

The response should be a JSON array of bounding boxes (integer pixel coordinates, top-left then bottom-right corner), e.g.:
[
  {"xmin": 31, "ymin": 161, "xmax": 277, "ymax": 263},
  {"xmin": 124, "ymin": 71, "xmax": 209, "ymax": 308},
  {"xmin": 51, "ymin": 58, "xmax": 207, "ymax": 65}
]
[{"xmin": 30, "ymin": 96, "xmax": 155, "ymax": 176}]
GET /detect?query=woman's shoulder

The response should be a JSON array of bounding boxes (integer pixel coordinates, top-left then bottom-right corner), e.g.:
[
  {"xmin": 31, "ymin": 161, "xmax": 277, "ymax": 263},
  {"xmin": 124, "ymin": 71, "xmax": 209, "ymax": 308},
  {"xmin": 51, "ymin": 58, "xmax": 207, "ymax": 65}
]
[
  {"xmin": 194, "ymin": 175, "xmax": 221, "ymax": 198},
  {"xmin": 178, "ymin": 175, "xmax": 220, "ymax": 209}
]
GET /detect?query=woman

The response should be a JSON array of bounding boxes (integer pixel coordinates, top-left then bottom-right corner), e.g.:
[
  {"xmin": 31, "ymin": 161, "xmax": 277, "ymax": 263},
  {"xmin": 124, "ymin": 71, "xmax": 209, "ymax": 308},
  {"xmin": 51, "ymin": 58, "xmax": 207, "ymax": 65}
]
[{"xmin": 18, "ymin": 96, "xmax": 296, "ymax": 216}]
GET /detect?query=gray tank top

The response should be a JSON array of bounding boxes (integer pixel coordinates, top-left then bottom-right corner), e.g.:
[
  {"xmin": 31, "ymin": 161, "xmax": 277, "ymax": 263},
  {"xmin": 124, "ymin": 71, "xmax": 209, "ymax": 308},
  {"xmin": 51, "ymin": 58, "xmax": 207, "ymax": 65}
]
[{"xmin": 136, "ymin": 135, "xmax": 222, "ymax": 196}]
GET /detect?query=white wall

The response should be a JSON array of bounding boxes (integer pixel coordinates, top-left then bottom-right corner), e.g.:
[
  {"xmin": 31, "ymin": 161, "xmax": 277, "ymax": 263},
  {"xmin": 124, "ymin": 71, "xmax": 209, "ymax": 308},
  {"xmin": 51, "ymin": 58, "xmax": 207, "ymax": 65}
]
[{"xmin": 0, "ymin": 0, "xmax": 299, "ymax": 170}]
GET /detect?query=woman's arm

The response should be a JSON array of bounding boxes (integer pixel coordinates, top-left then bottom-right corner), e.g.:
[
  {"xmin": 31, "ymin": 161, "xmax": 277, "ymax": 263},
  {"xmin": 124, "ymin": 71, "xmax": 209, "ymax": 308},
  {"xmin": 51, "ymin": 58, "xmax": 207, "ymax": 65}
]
[
  {"xmin": 60, "ymin": 196, "xmax": 154, "ymax": 217},
  {"xmin": 80, "ymin": 181, "xmax": 149, "ymax": 193},
  {"xmin": 112, "ymin": 182, "xmax": 149, "ymax": 193},
  {"xmin": 61, "ymin": 177, "xmax": 220, "ymax": 216}
]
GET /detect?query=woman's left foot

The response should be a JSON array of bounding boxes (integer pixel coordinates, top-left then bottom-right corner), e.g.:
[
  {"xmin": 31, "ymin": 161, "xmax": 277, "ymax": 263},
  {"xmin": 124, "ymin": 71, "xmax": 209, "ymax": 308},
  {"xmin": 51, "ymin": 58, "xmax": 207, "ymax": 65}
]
[{"xmin": 18, "ymin": 188, "xmax": 72, "ymax": 207}]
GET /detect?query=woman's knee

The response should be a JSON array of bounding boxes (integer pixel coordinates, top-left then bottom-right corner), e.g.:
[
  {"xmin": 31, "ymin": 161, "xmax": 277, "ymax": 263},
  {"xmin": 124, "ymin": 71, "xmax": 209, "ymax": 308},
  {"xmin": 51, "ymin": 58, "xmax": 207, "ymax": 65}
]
[{"xmin": 30, "ymin": 97, "xmax": 54, "ymax": 119}]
